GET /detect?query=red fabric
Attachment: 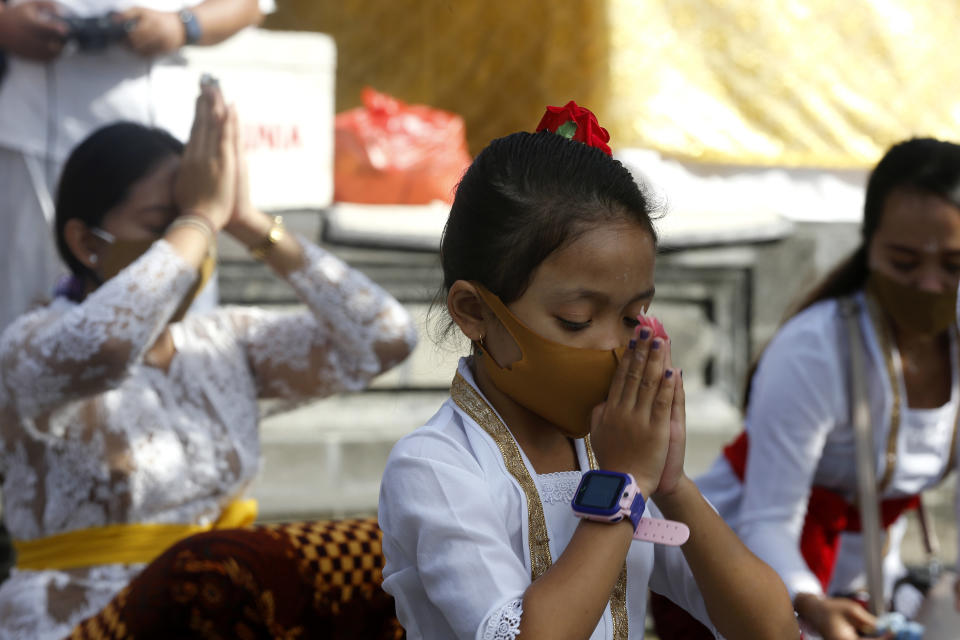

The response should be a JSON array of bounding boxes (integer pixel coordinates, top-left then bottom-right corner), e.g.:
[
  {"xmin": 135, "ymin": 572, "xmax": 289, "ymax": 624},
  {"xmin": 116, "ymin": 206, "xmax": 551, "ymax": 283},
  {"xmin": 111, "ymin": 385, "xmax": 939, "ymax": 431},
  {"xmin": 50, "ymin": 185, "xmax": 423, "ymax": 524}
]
[
  {"xmin": 721, "ymin": 430, "xmax": 749, "ymax": 477},
  {"xmin": 722, "ymin": 432, "xmax": 919, "ymax": 592},
  {"xmin": 649, "ymin": 591, "xmax": 715, "ymax": 640}
]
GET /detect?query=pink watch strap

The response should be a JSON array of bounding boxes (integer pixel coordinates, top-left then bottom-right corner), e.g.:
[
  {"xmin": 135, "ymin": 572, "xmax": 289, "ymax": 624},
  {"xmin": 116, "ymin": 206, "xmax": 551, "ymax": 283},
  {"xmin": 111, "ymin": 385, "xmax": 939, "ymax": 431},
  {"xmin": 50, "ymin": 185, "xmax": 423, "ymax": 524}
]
[{"xmin": 633, "ymin": 517, "xmax": 690, "ymax": 546}]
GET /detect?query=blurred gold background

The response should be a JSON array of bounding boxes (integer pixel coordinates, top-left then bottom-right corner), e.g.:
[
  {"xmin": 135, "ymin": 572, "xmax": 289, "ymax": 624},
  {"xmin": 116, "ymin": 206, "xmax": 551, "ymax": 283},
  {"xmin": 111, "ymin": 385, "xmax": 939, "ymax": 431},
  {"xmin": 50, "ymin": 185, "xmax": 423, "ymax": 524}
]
[{"xmin": 266, "ymin": 0, "xmax": 960, "ymax": 168}]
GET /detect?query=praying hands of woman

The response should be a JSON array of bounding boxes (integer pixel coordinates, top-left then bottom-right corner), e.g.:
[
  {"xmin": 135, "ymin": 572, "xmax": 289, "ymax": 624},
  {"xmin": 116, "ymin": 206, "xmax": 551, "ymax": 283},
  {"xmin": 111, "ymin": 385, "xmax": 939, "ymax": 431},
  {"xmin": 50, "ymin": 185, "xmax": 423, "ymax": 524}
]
[
  {"xmin": 166, "ymin": 80, "xmax": 304, "ymax": 274},
  {"xmin": 173, "ymin": 80, "xmax": 237, "ymax": 234}
]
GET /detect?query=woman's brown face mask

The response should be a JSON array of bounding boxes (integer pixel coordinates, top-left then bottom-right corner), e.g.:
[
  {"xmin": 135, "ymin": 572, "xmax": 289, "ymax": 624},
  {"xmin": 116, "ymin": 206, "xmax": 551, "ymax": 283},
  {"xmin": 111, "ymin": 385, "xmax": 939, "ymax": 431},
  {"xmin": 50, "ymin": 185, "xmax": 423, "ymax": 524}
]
[
  {"xmin": 91, "ymin": 228, "xmax": 215, "ymax": 323},
  {"xmin": 867, "ymin": 271, "xmax": 957, "ymax": 337}
]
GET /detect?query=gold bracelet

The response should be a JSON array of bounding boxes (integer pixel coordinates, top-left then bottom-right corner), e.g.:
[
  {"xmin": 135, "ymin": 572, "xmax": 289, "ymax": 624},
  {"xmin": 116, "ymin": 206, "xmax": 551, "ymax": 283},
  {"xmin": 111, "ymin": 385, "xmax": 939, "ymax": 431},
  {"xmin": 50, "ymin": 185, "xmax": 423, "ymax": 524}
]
[
  {"xmin": 168, "ymin": 214, "xmax": 216, "ymax": 246},
  {"xmin": 250, "ymin": 216, "xmax": 285, "ymax": 260}
]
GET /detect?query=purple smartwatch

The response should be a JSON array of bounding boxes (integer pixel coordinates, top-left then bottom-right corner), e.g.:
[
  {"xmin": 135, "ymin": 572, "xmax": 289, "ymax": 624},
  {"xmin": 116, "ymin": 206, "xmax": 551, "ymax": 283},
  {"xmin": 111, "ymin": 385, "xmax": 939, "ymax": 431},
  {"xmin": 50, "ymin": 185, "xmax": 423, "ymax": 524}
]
[{"xmin": 571, "ymin": 470, "xmax": 690, "ymax": 546}]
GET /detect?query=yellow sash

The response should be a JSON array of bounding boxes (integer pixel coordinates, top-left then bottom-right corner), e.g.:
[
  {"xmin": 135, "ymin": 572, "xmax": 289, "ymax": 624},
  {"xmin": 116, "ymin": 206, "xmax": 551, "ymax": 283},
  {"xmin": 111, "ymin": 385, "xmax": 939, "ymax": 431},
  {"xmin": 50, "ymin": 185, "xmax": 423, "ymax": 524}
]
[{"xmin": 13, "ymin": 499, "xmax": 258, "ymax": 571}]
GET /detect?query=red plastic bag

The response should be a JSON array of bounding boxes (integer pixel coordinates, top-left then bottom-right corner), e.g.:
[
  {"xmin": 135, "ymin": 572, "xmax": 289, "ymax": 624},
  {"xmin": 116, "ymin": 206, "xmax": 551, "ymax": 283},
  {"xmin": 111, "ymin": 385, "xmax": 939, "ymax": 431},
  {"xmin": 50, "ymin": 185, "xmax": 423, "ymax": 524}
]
[{"xmin": 334, "ymin": 88, "xmax": 472, "ymax": 205}]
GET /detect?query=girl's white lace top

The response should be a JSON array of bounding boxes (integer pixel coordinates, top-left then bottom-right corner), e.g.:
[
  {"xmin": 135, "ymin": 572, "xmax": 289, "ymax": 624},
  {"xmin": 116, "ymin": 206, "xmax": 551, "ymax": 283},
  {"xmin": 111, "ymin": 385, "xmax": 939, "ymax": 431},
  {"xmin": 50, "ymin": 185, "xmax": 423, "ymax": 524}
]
[{"xmin": 0, "ymin": 237, "xmax": 417, "ymax": 640}]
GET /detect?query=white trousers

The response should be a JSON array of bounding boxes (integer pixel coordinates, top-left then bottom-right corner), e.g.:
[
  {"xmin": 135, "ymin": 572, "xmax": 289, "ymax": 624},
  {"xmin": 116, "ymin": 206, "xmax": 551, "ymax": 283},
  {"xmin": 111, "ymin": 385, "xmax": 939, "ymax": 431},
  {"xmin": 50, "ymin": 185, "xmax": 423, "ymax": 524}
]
[{"xmin": 0, "ymin": 146, "xmax": 64, "ymax": 332}]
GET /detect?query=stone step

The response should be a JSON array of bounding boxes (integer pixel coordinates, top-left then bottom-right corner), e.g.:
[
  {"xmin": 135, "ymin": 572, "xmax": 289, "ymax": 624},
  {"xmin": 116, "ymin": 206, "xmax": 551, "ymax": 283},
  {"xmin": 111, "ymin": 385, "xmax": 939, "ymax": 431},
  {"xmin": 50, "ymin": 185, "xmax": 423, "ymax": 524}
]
[{"xmin": 252, "ymin": 391, "xmax": 448, "ymax": 521}]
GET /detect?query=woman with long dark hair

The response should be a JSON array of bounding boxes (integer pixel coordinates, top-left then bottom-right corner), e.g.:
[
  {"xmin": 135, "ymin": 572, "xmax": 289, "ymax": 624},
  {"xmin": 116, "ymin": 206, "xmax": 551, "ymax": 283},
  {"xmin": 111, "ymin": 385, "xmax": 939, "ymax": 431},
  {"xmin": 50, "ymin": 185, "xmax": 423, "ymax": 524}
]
[
  {"xmin": 653, "ymin": 137, "xmax": 960, "ymax": 640},
  {"xmin": 0, "ymin": 81, "xmax": 416, "ymax": 639}
]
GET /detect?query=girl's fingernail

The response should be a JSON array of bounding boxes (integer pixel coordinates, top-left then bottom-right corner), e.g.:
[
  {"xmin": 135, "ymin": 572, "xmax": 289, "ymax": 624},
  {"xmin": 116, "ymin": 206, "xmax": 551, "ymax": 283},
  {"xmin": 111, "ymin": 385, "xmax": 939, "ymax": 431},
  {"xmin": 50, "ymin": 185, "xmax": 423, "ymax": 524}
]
[
  {"xmin": 651, "ymin": 338, "xmax": 661, "ymax": 350},
  {"xmin": 665, "ymin": 369, "xmax": 674, "ymax": 379},
  {"xmin": 638, "ymin": 328, "xmax": 651, "ymax": 340},
  {"xmin": 628, "ymin": 339, "xmax": 637, "ymax": 350}
]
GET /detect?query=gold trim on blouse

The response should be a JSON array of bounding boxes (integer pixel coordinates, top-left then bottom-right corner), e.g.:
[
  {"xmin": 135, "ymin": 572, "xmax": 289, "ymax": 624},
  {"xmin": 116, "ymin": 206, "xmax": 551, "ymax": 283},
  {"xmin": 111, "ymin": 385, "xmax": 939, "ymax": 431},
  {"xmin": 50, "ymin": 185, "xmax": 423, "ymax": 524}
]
[
  {"xmin": 864, "ymin": 296, "xmax": 960, "ymax": 491},
  {"xmin": 940, "ymin": 327, "xmax": 960, "ymax": 476},
  {"xmin": 864, "ymin": 296, "xmax": 902, "ymax": 492},
  {"xmin": 451, "ymin": 372, "xmax": 629, "ymax": 640}
]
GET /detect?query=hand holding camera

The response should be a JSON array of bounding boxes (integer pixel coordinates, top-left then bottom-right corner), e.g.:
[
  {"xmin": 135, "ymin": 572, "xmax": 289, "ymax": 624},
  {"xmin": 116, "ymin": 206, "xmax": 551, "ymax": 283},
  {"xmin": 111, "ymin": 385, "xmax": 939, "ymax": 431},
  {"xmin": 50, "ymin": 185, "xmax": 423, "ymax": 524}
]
[
  {"xmin": 62, "ymin": 7, "xmax": 191, "ymax": 57},
  {"xmin": 0, "ymin": 1, "xmax": 193, "ymax": 59},
  {"xmin": 0, "ymin": 1, "xmax": 68, "ymax": 61},
  {"xmin": 60, "ymin": 12, "xmax": 136, "ymax": 51},
  {"xmin": 111, "ymin": 7, "xmax": 191, "ymax": 57}
]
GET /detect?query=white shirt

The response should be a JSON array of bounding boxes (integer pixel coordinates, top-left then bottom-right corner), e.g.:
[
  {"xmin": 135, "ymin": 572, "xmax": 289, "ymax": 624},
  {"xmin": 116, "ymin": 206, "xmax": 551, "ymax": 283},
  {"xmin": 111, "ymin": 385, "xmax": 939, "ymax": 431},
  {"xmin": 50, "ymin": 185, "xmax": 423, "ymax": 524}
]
[
  {"xmin": 0, "ymin": 0, "xmax": 275, "ymax": 160},
  {"xmin": 0, "ymin": 237, "xmax": 417, "ymax": 639},
  {"xmin": 696, "ymin": 292, "xmax": 959, "ymax": 600},
  {"xmin": 378, "ymin": 358, "xmax": 720, "ymax": 640}
]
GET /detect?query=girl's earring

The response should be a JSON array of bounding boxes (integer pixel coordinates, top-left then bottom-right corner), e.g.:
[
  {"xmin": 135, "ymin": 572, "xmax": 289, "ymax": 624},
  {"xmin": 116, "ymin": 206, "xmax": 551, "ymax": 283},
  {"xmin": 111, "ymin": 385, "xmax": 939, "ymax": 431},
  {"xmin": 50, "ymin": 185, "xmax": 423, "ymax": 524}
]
[{"xmin": 89, "ymin": 254, "xmax": 99, "ymax": 265}]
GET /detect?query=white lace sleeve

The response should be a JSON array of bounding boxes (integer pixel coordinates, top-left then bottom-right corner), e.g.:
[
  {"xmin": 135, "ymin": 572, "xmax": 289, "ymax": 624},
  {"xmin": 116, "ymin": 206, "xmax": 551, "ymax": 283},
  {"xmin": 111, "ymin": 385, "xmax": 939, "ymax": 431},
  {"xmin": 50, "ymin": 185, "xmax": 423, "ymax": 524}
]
[
  {"xmin": 482, "ymin": 598, "xmax": 523, "ymax": 640},
  {"xmin": 228, "ymin": 237, "xmax": 417, "ymax": 400},
  {"xmin": 0, "ymin": 240, "xmax": 196, "ymax": 421}
]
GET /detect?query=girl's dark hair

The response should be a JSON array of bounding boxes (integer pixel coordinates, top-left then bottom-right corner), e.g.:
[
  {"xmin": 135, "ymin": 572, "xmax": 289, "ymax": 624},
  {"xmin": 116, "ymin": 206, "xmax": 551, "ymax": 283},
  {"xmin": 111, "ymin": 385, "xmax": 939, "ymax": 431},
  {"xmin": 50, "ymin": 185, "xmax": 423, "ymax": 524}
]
[
  {"xmin": 743, "ymin": 137, "xmax": 960, "ymax": 406},
  {"xmin": 55, "ymin": 122, "xmax": 184, "ymax": 278},
  {"xmin": 439, "ymin": 130, "xmax": 656, "ymax": 330}
]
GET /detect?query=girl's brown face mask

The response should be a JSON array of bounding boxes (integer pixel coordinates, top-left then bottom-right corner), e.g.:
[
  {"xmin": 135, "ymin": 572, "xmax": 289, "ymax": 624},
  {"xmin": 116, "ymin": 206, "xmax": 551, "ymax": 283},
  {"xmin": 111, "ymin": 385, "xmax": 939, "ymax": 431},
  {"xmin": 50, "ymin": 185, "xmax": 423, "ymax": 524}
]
[
  {"xmin": 867, "ymin": 271, "xmax": 958, "ymax": 337},
  {"xmin": 93, "ymin": 229, "xmax": 215, "ymax": 323},
  {"xmin": 474, "ymin": 285, "xmax": 625, "ymax": 438}
]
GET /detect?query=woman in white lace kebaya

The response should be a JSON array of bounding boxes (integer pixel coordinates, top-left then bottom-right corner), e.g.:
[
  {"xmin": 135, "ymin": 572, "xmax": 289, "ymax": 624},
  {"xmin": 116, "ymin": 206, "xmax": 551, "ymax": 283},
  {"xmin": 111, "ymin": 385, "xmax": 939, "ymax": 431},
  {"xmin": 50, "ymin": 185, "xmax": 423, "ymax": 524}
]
[
  {"xmin": 0, "ymin": 83, "xmax": 416, "ymax": 638},
  {"xmin": 377, "ymin": 103, "xmax": 799, "ymax": 639}
]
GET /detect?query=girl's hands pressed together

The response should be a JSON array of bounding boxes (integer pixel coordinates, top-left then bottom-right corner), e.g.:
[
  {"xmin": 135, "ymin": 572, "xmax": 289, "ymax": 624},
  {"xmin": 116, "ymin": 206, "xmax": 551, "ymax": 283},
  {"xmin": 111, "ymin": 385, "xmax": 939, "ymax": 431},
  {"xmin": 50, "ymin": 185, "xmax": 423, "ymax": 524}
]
[
  {"xmin": 655, "ymin": 338, "xmax": 687, "ymax": 497},
  {"xmin": 589, "ymin": 326, "xmax": 678, "ymax": 498}
]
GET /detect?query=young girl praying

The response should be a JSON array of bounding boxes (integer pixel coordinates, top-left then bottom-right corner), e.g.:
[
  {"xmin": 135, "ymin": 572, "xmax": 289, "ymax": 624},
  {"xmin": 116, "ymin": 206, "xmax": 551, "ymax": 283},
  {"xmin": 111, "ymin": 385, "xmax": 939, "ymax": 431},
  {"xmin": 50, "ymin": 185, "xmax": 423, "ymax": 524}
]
[{"xmin": 377, "ymin": 103, "xmax": 799, "ymax": 639}]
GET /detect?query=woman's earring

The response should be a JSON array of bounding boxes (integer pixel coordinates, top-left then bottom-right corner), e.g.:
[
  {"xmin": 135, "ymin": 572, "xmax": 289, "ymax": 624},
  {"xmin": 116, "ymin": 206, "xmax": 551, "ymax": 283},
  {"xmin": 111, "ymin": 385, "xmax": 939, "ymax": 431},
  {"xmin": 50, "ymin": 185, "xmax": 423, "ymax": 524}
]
[{"xmin": 89, "ymin": 254, "xmax": 98, "ymax": 265}]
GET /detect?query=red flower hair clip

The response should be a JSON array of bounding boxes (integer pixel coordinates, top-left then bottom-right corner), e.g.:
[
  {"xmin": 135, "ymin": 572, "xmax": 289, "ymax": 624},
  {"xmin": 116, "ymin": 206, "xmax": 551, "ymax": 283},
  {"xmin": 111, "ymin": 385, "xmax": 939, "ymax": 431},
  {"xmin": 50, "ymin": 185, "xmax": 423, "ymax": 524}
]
[{"xmin": 535, "ymin": 100, "xmax": 612, "ymax": 156}]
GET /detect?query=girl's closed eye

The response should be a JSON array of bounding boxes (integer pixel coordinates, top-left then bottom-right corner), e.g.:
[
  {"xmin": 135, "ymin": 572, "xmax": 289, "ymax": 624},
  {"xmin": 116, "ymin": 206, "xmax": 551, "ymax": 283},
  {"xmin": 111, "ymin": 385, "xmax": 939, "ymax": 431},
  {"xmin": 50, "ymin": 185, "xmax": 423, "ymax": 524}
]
[
  {"xmin": 556, "ymin": 317, "xmax": 591, "ymax": 331},
  {"xmin": 890, "ymin": 260, "xmax": 918, "ymax": 273}
]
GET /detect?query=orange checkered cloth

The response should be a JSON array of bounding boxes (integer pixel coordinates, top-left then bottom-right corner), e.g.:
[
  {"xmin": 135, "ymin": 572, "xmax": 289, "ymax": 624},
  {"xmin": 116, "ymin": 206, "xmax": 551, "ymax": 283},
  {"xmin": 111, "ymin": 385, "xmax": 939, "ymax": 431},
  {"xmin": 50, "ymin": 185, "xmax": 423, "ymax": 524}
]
[{"xmin": 66, "ymin": 518, "xmax": 403, "ymax": 640}]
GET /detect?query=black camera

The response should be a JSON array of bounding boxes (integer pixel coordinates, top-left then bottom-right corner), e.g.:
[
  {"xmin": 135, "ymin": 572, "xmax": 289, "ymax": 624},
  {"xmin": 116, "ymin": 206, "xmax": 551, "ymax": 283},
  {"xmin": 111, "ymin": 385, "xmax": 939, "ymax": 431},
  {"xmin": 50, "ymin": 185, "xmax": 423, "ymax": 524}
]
[{"xmin": 61, "ymin": 13, "xmax": 135, "ymax": 51}]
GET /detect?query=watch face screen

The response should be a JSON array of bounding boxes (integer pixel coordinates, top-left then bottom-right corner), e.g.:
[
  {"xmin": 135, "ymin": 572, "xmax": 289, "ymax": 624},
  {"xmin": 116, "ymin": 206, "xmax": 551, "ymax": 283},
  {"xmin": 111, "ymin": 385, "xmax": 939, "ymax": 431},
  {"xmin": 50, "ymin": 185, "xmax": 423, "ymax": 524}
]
[{"xmin": 575, "ymin": 473, "xmax": 625, "ymax": 510}]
